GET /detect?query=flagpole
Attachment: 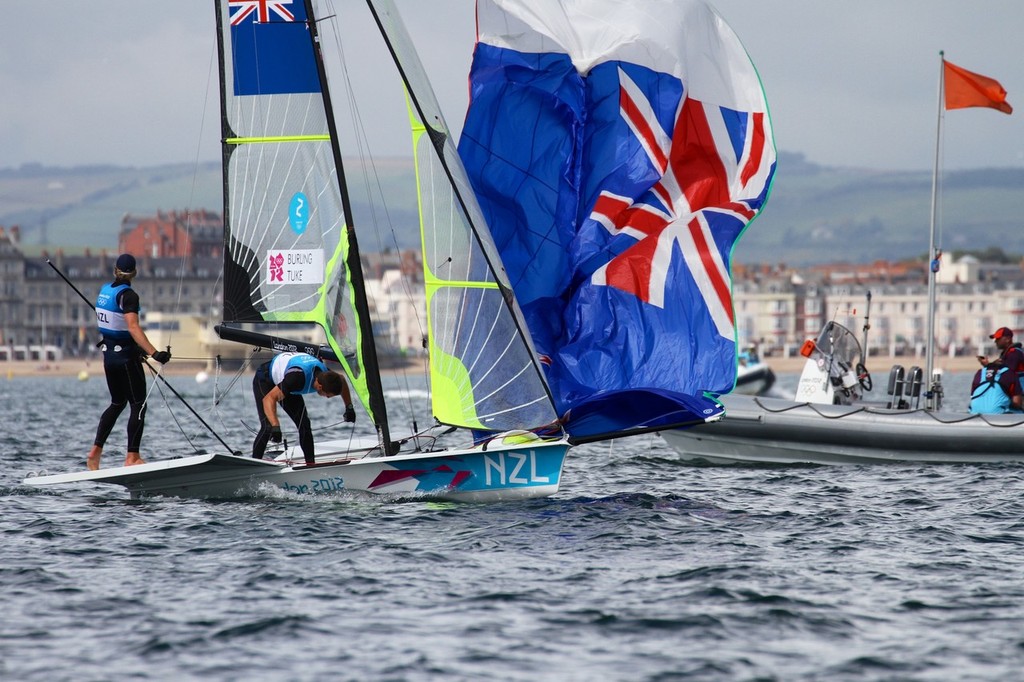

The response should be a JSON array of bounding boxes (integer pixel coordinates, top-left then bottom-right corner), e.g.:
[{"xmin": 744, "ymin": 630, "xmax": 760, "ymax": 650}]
[{"xmin": 924, "ymin": 51, "xmax": 944, "ymax": 409}]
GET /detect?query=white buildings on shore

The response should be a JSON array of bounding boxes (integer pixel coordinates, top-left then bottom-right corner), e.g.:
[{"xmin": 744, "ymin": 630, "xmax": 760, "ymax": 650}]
[
  {"xmin": 734, "ymin": 256, "xmax": 1024, "ymax": 360},
  {"xmin": 3, "ymin": 222, "xmax": 1023, "ymax": 365}
]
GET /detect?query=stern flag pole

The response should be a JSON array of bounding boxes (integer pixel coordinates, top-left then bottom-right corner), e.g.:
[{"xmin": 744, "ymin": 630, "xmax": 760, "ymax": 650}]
[
  {"xmin": 925, "ymin": 53, "xmax": 1013, "ymax": 409},
  {"xmin": 924, "ymin": 52, "xmax": 944, "ymax": 410}
]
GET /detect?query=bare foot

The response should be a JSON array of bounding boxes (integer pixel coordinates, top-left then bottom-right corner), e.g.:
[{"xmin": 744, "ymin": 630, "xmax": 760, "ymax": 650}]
[
  {"xmin": 87, "ymin": 446, "xmax": 102, "ymax": 471},
  {"xmin": 124, "ymin": 454, "xmax": 146, "ymax": 467}
]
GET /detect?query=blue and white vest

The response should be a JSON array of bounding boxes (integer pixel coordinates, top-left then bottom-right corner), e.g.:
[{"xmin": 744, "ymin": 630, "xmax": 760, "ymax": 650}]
[
  {"xmin": 970, "ymin": 366, "xmax": 1012, "ymax": 414},
  {"xmin": 270, "ymin": 353, "xmax": 326, "ymax": 395},
  {"xmin": 95, "ymin": 282, "xmax": 133, "ymax": 342}
]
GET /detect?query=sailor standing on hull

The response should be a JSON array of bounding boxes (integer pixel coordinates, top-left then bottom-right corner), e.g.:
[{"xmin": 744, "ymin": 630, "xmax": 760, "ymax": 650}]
[{"xmin": 86, "ymin": 253, "xmax": 171, "ymax": 470}]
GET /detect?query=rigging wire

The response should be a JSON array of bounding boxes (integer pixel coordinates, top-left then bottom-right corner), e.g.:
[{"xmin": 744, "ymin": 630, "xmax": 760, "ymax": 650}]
[
  {"xmin": 143, "ymin": 362, "xmax": 241, "ymax": 454},
  {"xmin": 321, "ymin": 1, "xmax": 431, "ymax": 434},
  {"xmin": 148, "ymin": 366, "xmax": 206, "ymax": 455},
  {"xmin": 213, "ymin": 348, "xmax": 262, "ymax": 407},
  {"xmin": 170, "ymin": 30, "xmax": 223, "ymax": 353},
  {"xmin": 201, "ymin": 350, "xmax": 263, "ymax": 440},
  {"xmin": 143, "ymin": 32, "xmax": 250, "ymax": 450}
]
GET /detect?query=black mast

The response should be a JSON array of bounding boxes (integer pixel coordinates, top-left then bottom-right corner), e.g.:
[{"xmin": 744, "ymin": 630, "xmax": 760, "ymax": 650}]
[
  {"xmin": 303, "ymin": 0, "xmax": 396, "ymax": 454},
  {"xmin": 214, "ymin": 1, "xmax": 261, "ymax": 322},
  {"xmin": 214, "ymin": 0, "xmax": 232, "ymax": 320}
]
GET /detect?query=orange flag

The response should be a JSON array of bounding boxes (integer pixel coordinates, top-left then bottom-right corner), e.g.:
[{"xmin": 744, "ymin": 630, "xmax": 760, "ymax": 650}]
[{"xmin": 944, "ymin": 60, "xmax": 1012, "ymax": 114}]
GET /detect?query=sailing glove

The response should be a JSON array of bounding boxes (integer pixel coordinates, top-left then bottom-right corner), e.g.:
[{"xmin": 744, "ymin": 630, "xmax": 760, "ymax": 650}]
[
  {"xmin": 270, "ymin": 425, "xmax": 283, "ymax": 443},
  {"xmin": 344, "ymin": 405, "xmax": 357, "ymax": 423},
  {"xmin": 151, "ymin": 350, "xmax": 171, "ymax": 364}
]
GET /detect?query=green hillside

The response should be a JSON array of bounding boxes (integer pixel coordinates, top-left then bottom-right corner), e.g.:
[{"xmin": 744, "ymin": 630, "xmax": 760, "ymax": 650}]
[
  {"xmin": 0, "ymin": 159, "xmax": 421, "ymax": 256},
  {"xmin": 736, "ymin": 156, "xmax": 1024, "ymax": 265},
  {"xmin": 2, "ymin": 153, "xmax": 1021, "ymax": 264}
]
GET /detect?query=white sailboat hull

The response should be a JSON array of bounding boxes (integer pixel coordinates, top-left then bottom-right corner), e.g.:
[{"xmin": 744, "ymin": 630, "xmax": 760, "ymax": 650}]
[
  {"xmin": 662, "ymin": 394, "xmax": 1024, "ymax": 465},
  {"xmin": 24, "ymin": 438, "xmax": 570, "ymax": 502}
]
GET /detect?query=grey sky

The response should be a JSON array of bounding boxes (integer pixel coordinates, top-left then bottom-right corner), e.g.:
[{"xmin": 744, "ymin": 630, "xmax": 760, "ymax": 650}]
[{"xmin": 2, "ymin": 1, "xmax": 1021, "ymax": 172}]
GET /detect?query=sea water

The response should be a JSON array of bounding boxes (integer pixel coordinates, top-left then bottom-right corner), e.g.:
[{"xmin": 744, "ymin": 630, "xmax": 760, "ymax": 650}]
[{"xmin": 4, "ymin": 370, "xmax": 1024, "ymax": 681}]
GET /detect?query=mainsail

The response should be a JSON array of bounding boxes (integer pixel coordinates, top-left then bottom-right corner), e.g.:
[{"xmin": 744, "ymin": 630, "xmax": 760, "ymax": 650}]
[
  {"xmin": 215, "ymin": 0, "xmax": 391, "ymax": 446},
  {"xmin": 459, "ymin": 0, "xmax": 777, "ymax": 441},
  {"xmin": 217, "ymin": 0, "xmax": 560, "ymax": 441}
]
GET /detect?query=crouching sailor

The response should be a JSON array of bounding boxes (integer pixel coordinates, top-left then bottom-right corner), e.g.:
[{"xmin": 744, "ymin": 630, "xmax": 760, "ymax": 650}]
[
  {"xmin": 969, "ymin": 362, "xmax": 1023, "ymax": 414},
  {"xmin": 252, "ymin": 352, "xmax": 356, "ymax": 465}
]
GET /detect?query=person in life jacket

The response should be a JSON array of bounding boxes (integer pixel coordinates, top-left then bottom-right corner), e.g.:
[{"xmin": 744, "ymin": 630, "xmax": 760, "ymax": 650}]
[
  {"xmin": 252, "ymin": 352, "xmax": 356, "ymax": 465},
  {"xmin": 979, "ymin": 326, "xmax": 1024, "ymax": 395},
  {"xmin": 969, "ymin": 361, "xmax": 1023, "ymax": 414},
  {"xmin": 87, "ymin": 253, "xmax": 171, "ymax": 470}
]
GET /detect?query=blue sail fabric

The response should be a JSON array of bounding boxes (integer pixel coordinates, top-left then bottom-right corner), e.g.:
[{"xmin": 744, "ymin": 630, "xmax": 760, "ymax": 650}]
[
  {"xmin": 228, "ymin": 0, "xmax": 320, "ymax": 96},
  {"xmin": 458, "ymin": 0, "xmax": 776, "ymax": 440}
]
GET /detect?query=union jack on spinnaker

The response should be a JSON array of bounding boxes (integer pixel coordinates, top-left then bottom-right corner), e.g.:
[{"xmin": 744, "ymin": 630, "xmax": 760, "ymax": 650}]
[{"xmin": 459, "ymin": 0, "xmax": 777, "ymax": 441}]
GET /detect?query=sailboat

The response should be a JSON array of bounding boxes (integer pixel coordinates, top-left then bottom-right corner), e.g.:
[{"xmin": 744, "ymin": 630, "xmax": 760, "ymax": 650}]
[
  {"xmin": 25, "ymin": 0, "xmax": 573, "ymax": 502},
  {"xmin": 663, "ymin": 54, "xmax": 1021, "ymax": 465},
  {"xmin": 26, "ymin": 0, "xmax": 776, "ymax": 499}
]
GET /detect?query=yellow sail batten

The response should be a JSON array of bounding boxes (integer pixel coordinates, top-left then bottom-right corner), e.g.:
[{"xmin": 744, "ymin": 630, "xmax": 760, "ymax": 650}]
[
  {"xmin": 226, "ymin": 134, "xmax": 331, "ymax": 145},
  {"xmin": 426, "ymin": 278, "xmax": 499, "ymax": 290}
]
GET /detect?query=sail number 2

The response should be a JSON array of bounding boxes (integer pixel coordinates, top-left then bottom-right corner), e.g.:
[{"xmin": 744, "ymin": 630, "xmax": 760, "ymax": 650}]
[
  {"xmin": 289, "ymin": 192, "xmax": 309, "ymax": 235},
  {"xmin": 483, "ymin": 450, "xmax": 551, "ymax": 487}
]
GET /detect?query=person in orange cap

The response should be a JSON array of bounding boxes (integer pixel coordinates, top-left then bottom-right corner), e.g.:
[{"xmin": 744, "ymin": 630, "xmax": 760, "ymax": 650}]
[{"xmin": 979, "ymin": 327, "xmax": 1024, "ymax": 373}]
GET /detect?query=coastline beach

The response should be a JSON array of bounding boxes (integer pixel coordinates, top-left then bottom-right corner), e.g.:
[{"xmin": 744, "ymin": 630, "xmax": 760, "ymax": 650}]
[
  {"xmin": 1, "ymin": 357, "xmax": 428, "ymax": 379},
  {"xmin": 1, "ymin": 353, "xmax": 984, "ymax": 379},
  {"xmin": 1, "ymin": 358, "xmax": 204, "ymax": 379}
]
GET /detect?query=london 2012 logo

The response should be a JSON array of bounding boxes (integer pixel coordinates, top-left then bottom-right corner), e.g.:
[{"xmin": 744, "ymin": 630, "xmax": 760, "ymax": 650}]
[{"xmin": 268, "ymin": 252, "xmax": 285, "ymax": 282}]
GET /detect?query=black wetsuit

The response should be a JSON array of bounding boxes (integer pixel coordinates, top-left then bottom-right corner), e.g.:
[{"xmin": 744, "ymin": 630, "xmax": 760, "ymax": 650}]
[
  {"xmin": 252, "ymin": 361, "xmax": 319, "ymax": 464},
  {"xmin": 92, "ymin": 282, "xmax": 148, "ymax": 453}
]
